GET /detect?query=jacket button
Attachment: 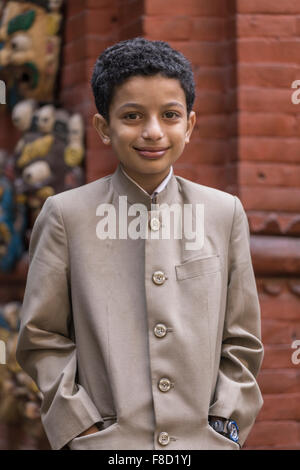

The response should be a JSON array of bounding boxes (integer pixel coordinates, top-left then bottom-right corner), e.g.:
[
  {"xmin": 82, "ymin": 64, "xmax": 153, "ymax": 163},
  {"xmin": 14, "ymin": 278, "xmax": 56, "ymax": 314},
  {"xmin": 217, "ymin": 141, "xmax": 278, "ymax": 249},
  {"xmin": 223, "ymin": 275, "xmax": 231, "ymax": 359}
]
[
  {"xmin": 158, "ymin": 377, "xmax": 172, "ymax": 392},
  {"xmin": 149, "ymin": 217, "xmax": 160, "ymax": 231},
  {"xmin": 158, "ymin": 432, "xmax": 170, "ymax": 446},
  {"xmin": 154, "ymin": 323, "xmax": 167, "ymax": 338},
  {"xmin": 152, "ymin": 271, "xmax": 166, "ymax": 285}
]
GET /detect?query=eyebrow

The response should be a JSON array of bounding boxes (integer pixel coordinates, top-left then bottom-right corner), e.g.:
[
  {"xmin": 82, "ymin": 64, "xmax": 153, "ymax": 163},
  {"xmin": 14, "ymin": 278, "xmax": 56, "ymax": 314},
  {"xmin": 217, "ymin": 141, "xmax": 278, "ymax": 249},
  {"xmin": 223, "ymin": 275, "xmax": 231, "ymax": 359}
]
[{"xmin": 118, "ymin": 101, "xmax": 185, "ymax": 111}]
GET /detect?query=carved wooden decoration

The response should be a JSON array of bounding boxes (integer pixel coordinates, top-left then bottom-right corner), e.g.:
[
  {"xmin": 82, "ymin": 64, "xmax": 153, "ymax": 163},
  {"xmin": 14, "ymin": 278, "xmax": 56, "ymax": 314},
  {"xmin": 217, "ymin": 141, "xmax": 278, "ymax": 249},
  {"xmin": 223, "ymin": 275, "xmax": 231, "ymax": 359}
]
[{"xmin": 0, "ymin": 0, "xmax": 64, "ymax": 106}]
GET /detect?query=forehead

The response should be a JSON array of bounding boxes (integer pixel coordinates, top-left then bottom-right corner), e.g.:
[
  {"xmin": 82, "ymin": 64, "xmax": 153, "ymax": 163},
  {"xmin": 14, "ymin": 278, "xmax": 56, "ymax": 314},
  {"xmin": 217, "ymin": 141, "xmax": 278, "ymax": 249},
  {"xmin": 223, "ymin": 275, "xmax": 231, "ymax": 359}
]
[{"xmin": 110, "ymin": 74, "xmax": 187, "ymax": 110}]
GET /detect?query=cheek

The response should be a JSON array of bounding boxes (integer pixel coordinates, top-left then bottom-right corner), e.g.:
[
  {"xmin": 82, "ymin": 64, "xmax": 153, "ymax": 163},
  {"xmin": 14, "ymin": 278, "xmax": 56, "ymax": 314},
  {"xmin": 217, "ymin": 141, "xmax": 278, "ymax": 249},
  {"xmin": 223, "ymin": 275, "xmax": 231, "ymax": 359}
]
[
  {"xmin": 110, "ymin": 126, "xmax": 137, "ymax": 147},
  {"xmin": 169, "ymin": 125, "xmax": 187, "ymax": 145}
]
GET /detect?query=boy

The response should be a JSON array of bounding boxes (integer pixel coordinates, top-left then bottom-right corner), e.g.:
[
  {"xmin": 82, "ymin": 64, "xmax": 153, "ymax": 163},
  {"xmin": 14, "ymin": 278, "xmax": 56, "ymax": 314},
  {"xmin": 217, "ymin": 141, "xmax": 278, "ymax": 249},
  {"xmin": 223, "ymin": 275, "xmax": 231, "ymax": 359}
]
[{"xmin": 16, "ymin": 38, "xmax": 264, "ymax": 450}]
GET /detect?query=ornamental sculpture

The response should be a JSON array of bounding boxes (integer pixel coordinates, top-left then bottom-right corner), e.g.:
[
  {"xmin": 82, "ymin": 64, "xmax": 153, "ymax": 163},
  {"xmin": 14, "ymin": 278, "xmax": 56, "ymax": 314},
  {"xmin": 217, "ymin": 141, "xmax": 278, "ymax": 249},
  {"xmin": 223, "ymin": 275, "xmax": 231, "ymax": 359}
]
[{"xmin": 0, "ymin": 0, "xmax": 64, "ymax": 107}]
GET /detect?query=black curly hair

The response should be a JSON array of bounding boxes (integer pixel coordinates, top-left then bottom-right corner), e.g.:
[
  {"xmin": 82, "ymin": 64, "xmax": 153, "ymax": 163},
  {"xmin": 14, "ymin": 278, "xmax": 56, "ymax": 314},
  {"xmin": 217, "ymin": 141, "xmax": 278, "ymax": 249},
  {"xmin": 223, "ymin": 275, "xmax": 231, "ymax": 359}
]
[{"xmin": 91, "ymin": 37, "xmax": 195, "ymax": 122}]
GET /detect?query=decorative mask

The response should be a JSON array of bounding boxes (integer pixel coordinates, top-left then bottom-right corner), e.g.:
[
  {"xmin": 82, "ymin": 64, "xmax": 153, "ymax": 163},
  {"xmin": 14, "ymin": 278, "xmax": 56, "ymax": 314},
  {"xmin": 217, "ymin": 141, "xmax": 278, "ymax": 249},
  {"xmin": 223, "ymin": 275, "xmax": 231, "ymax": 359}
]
[{"xmin": 0, "ymin": 0, "xmax": 64, "ymax": 107}]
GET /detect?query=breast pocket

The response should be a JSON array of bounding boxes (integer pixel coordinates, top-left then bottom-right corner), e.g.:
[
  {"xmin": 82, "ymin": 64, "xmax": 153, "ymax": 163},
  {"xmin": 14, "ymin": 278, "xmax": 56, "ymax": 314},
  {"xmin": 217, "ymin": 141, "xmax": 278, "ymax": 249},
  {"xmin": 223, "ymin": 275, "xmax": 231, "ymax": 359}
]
[{"xmin": 175, "ymin": 254, "xmax": 222, "ymax": 281}]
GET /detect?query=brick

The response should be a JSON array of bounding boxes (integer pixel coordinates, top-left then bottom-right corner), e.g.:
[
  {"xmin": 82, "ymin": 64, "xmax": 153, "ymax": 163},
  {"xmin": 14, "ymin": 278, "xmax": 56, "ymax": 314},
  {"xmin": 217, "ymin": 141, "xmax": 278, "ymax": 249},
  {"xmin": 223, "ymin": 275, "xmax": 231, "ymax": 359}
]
[
  {"xmin": 239, "ymin": 87, "xmax": 297, "ymax": 114},
  {"xmin": 85, "ymin": 9, "xmax": 118, "ymax": 36},
  {"xmin": 170, "ymin": 41, "xmax": 229, "ymax": 66},
  {"xmin": 59, "ymin": 83, "xmax": 95, "ymax": 117},
  {"xmin": 238, "ymin": 39, "xmax": 300, "ymax": 64},
  {"xmin": 238, "ymin": 64, "xmax": 300, "ymax": 89},
  {"xmin": 174, "ymin": 162, "xmax": 226, "ymax": 189},
  {"xmin": 65, "ymin": 0, "xmax": 85, "ymax": 16},
  {"xmin": 183, "ymin": 139, "xmax": 231, "ymax": 165},
  {"xmin": 61, "ymin": 58, "xmax": 96, "ymax": 88},
  {"xmin": 144, "ymin": 16, "xmax": 191, "ymax": 41},
  {"xmin": 261, "ymin": 318, "xmax": 300, "ymax": 344},
  {"xmin": 86, "ymin": 0, "xmax": 115, "ymax": 8},
  {"xmin": 86, "ymin": 149, "xmax": 118, "ymax": 182},
  {"xmin": 258, "ymin": 289, "xmax": 300, "ymax": 321},
  {"xmin": 65, "ymin": 9, "xmax": 117, "ymax": 43},
  {"xmin": 195, "ymin": 66, "xmax": 231, "ymax": 91},
  {"xmin": 239, "ymin": 113, "xmax": 296, "ymax": 137},
  {"xmin": 225, "ymin": 90, "xmax": 238, "ymax": 113},
  {"xmin": 257, "ymin": 393, "xmax": 300, "ymax": 421},
  {"xmin": 61, "ymin": 61, "xmax": 87, "ymax": 88},
  {"xmin": 296, "ymin": 18, "xmax": 300, "ymax": 36},
  {"xmin": 244, "ymin": 421, "xmax": 300, "ymax": 448},
  {"xmin": 64, "ymin": 12, "xmax": 85, "ymax": 43},
  {"xmin": 194, "ymin": 91, "xmax": 226, "ymax": 115},
  {"xmin": 191, "ymin": 18, "xmax": 227, "ymax": 41},
  {"xmin": 258, "ymin": 369, "xmax": 300, "ymax": 394},
  {"xmin": 119, "ymin": 18, "xmax": 144, "ymax": 40},
  {"xmin": 244, "ymin": 443, "xmax": 300, "ymax": 450},
  {"xmin": 118, "ymin": 0, "xmax": 144, "ymax": 25},
  {"xmin": 239, "ymin": 162, "xmax": 300, "ymax": 187},
  {"xmin": 145, "ymin": 0, "xmax": 227, "ymax": 17},
  {"xmin": 261, "ymin": 345, "xmax": 300, "ymax": 369},
  {"xmin": 294, "ymin": 114, "xmax": 300, "ymax": 135},
  {"xmin": 248, "ymin": 211, "xmax": 300, "ymax": 235},
  {"xmin": 240, "ymin": 186, "xmax": 300, "ymax": 212},
  {"xmin": 237, "ymin": 14, "xmax": 297, "ymax": 38},
  {"xmin": 86, "ymin": 36, "xmax": 117, "ymax": 60},
  {"xmin": 196, "ymin": 115, "xmax": 229, "ymax": 139},
  {"xmin": 251, "ymin": 235, "xmax": 300, "ymax": 275},
  {"xmin": 63, "ymin": 37, "xmax": 87, "ymax": 65},
  {"xmin": 64, "ymin": 36, "xmax": 113, "ymax": 65},
  {"xmin": 239, "ymin": 137, "xmax": 300, "ymax": 163},
  {"xmin": 237, "ymin": 0, "xmax": 300, "ymax": 14}
]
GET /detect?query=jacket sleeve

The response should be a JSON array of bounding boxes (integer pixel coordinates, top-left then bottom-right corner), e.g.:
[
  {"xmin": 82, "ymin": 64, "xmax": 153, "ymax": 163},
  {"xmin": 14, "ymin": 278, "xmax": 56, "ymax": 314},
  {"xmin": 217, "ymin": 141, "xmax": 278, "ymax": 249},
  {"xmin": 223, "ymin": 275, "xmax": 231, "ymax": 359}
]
[
  {"xmin": 16, "ymin": 196, "xmax": 103, "ymax": 450},
  {"xmin": 209, "ymin": 195, "xmax": 264, "ymax": 447}
]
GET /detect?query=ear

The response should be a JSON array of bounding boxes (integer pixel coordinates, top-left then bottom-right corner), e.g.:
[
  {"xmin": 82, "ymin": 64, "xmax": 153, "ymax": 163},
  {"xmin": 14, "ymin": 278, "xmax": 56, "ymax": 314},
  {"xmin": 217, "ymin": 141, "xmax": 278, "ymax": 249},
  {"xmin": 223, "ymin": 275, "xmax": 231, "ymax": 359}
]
[
  {"xmin": 185, "ymin": 111, "xmax": 196, "ymax": 144},
  {"xmin": 92, "ymin": 113, "xmax": 111, "ymax": 145}
]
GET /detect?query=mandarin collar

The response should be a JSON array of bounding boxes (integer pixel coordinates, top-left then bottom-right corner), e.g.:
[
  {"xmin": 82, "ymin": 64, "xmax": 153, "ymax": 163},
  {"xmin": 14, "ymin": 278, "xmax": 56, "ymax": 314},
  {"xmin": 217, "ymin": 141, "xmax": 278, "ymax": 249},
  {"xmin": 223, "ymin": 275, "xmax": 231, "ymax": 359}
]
[{"xmin": 111, "ymin": 163, "xmax": 181, "ymax": 211}]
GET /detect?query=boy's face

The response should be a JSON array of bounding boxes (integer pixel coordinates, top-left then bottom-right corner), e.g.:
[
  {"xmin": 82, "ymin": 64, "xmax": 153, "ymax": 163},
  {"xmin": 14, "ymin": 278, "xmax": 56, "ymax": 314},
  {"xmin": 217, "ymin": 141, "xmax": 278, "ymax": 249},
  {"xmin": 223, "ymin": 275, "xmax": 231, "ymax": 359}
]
[{"xmin": 93, "ymin": 74, "xmax": 196, "ymax": 194}]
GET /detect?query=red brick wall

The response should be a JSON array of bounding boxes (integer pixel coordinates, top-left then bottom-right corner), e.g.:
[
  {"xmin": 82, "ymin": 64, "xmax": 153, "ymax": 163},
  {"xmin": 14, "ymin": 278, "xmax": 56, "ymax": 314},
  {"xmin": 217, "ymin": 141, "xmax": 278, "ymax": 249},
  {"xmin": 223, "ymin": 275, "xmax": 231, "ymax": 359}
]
[
  {"xmin": 233, "ymin": 0, "xmax": 300, "ymax": 449},
  {"xmin": 143, "ymin": 0, "xmax": 238, "ymax": 191}
]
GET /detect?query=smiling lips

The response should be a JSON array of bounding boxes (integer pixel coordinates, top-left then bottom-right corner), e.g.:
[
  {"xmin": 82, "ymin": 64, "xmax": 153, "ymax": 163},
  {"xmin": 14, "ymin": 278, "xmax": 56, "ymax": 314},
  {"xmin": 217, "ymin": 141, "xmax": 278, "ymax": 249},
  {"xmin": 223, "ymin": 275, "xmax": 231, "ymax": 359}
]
[{"xmin": 134, "ymin": 146, "xmax": 170, "ymax": 159}]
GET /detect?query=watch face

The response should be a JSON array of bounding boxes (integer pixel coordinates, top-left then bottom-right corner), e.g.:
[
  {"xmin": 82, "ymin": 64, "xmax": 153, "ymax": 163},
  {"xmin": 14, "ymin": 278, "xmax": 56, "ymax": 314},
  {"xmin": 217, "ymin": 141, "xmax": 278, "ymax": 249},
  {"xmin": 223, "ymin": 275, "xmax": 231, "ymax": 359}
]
[
  {"xmin": 212, "ymin": 419, "xmax": 225, "ymax": 433},
  {"xmin": 227, "ymin": 420, "xmax": 239, "ymax": 442}
]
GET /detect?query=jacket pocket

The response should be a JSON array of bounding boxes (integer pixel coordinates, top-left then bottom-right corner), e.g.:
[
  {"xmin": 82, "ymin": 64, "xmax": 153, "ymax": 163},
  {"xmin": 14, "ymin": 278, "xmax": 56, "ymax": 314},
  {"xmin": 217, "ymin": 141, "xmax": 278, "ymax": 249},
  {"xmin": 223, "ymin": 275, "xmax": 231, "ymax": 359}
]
[
  {"xmin": 68, "ymin": 416, "xmax": 119, "ymax": 450},
  {"xmin": 205, "ymin": 423, "xmax": 240, "ymax": 450},
  {"xmin": 96, "ymin": 415, "xmax": 118, "ymax": 431},
  {"xmin": 175, "ymin": 254, "xmax": 221, "ymax": 281}
]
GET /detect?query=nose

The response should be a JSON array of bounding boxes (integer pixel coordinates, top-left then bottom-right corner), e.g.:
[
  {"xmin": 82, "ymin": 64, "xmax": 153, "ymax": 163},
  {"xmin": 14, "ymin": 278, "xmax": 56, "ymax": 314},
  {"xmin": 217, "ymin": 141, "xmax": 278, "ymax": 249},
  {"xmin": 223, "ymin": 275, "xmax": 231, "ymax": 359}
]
[{"xmin": 141, "ymin": 116, "xmax": 164, "ymax": 140}]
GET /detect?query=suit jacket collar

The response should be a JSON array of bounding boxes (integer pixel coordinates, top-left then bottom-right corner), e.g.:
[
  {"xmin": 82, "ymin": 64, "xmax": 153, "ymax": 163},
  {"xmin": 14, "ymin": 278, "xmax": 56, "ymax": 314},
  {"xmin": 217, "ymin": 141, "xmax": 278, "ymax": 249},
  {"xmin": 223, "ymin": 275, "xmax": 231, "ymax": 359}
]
[{"xmin": 111, "ymin": 163, "xmax": 181, "ymax": 211}]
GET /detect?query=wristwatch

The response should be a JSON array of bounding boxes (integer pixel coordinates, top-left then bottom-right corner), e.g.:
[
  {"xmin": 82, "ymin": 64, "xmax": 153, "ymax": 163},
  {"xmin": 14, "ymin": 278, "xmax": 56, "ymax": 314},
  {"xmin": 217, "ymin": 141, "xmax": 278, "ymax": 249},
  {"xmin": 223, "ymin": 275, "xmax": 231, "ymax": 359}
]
[{"xmin": 208, "ymin": 416, "xmax": 239, "ymax": 444}]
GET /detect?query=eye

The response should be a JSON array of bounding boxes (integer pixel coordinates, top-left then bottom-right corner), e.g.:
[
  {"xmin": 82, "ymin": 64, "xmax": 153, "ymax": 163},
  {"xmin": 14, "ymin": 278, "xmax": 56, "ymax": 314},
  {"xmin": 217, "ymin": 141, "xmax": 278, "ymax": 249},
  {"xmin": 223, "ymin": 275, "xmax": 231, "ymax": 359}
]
[
  {"xmin": 123, "ymin": 113, "xmax": 141, "ymax": 120},
  {"xmin": 164, "ymin": 111, "xmax": 180, "ymax": 119},
  {"xmin": 10, "ymin": 34, "xmax": 32, "ymax": 52}
]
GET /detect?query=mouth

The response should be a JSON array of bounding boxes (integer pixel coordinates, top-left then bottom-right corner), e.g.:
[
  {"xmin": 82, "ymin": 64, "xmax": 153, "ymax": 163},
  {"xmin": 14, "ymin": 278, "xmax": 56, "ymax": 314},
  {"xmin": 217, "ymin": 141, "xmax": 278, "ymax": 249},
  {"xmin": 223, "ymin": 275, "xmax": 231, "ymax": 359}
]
[{"xmin": 133, "ymin": 146, "xmax": 170, "ymax": 159}]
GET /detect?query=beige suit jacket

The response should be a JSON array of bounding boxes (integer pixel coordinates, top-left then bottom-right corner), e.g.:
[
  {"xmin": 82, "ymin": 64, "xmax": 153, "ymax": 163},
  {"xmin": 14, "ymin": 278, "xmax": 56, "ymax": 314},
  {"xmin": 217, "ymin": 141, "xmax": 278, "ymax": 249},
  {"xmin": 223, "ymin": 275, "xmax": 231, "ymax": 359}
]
[{"xmin": 16, "ymin": 163, "xmax": 264, "ymax": 450}]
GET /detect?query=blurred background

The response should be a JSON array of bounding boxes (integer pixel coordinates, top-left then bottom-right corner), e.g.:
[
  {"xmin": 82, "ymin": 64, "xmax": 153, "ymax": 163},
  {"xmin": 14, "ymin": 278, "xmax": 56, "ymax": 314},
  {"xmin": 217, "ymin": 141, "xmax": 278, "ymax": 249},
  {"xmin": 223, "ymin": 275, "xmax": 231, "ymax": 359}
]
[{"xmin": 0, "ymin": 0, "xmax": 299, "ymax": 450}]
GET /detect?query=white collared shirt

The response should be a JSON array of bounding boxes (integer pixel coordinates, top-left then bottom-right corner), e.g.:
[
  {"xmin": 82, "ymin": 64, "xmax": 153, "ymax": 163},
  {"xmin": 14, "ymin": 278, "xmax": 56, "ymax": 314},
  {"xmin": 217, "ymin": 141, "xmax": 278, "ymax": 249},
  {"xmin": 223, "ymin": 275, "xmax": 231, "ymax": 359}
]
[{"xmin": 120, "ymin": 165, "xmax": 173, "ymax": 199}]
